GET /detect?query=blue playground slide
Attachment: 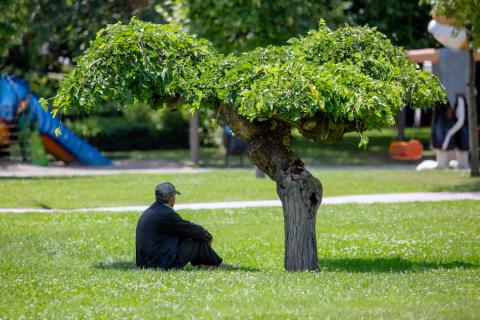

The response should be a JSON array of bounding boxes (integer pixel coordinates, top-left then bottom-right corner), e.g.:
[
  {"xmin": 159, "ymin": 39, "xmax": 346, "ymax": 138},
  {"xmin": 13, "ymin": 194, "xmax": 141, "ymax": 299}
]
[{"xmin": 0, "ymin": 74, "xmax": 111, "ymax": 166}]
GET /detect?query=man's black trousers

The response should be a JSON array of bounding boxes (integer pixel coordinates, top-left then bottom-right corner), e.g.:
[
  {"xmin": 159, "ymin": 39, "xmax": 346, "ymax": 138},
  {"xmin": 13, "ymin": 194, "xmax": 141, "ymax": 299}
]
[{"xmin": 174, "ymin": 239, "xmax": 222, "ymax": 268}]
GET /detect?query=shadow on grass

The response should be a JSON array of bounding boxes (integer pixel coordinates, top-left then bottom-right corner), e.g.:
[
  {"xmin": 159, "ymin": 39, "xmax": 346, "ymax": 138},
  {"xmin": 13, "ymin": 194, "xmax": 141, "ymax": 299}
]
[
  {"xmin": 95, "ymin": 261, "xmax": 137, "ymax": 270},
  {"xmin": 434, "ymin": 181, "xmax": 480, "ymax": 193},
  {"xmin": 33, "ymin": 201, "xmax": 52, "ymax": 209},
  {"xmin": 94, "ymin": 260, "xmax": 260, "ymax": 272},
  {"xmin": 319, "ymin": 257, "xmax": 479, "ymax": 273}
]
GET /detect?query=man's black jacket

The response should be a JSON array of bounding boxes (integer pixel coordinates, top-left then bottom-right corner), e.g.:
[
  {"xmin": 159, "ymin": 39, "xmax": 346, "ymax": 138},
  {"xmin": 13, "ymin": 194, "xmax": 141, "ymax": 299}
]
[{"xmin": 136, "ymin": 201, "xmax": 212, "ymax": 269}]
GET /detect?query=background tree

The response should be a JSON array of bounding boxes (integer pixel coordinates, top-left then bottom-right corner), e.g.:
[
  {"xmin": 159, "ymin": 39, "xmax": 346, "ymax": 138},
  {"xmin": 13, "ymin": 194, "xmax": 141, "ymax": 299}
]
[
  {"xmin": 159, "ymin": 0, "xmax": 347, "ymax": 53},
  {"xmin": 423, "ymin": 0, "xmax": 480, "ymax": 176},
  {"xmin": 0, "ymin": 0, "xmax": 29, "ymax": 58},
  {"xmin": 2, "ymin": 0, "xmax": 438, "ymax": 98},
  {"xmin": 156, "ymin": 0, "xmax": 350, "ymax": 164},
  {"xmin": 53, "ymin": 19, "xmax": 445, "ymax": 270},
  {"xmin": 0, "ymin": 0, "xmax": 163, "ymax": 97},
  {"xmin": 345, "ymin": 0, "xmax": 438, "ymax": 49}
]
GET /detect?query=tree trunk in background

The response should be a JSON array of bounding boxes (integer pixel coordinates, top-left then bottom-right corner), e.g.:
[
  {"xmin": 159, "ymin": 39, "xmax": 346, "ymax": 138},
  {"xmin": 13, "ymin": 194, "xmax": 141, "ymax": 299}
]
[
  {"xmin": 189, "ymin": 111, "xmax": 200, "ymax": 166},
  {"xmin": 396, "ymin": 109, "xmax": 406, "ymax": 141},
  {"xmin": 248, "ymin": 135, "xmax": 322, "ymax": 271},
  {"xmin": 467, "ymin": 49, "xmax": 479, "ymax": 176}
]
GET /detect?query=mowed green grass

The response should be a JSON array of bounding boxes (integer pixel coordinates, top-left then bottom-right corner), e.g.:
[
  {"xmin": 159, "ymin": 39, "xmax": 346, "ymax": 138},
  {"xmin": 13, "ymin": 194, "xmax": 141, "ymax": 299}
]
[
  {"xmin": 1, "ymin": 201, "xmax": 479, "ymax": 319},
  {"xmin": 1, "ymin": 169, "xmax": 480, "ymax": 209}
]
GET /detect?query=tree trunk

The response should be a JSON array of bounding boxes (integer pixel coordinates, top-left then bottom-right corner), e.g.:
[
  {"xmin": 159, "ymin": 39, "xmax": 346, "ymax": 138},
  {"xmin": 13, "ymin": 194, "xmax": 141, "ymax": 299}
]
[
  {"xmin": 467, "ymin": 48, "xmax": 479, "ymax": 176},
  {"xmin": 218, "ymin": 106, "xmax": 334, "ymax": 271},
  {"xmin": 189, "ymin": 111, "xmax": 200, "ymax": 166},
  {"xmin": 277, "ymin": 168, "xmax": 322, "ymax": 271},
  {"xmin": 248, "ymin": 135, "xmax": 322, "ymax": 271},
  {"xmin": 396, "ymin": 109, "xmax": 406, "ymax": 141}
]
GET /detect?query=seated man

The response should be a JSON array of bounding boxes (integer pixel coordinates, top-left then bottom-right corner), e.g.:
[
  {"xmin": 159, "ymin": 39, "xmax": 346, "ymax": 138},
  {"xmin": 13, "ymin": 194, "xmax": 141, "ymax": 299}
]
[{"xmin": 136, "ymin": 182, "xmax": 223, "ymax": 269}]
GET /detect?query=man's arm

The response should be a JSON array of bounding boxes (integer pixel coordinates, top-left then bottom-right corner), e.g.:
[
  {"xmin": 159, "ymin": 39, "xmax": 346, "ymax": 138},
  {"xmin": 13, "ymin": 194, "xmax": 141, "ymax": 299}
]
[{"xmin": 158, "ymin": 211, "xmax": 213, "ymax": 242}]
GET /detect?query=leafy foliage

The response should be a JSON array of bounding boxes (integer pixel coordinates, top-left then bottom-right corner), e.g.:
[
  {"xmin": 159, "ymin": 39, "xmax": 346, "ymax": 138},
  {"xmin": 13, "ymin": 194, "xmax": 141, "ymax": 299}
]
[
  {"xmin": 54, "ymin": 18, "xmax": 217, "ymax": 112},
  {"xmin": 54, "ymin": 18, "xmax": 445, "ymax": 143},
  {"xmin": 0, "ymin": 0, "xmax": 29, "ymax": 58},
  {"xmin": 2, "ymin": 0, "xmax": 437, "ymax": 100},
  {"xmin": 159, "ymin": 0, "xmax": 436, "ymax": 52},
  {"xmin": 177, "ymin": 0, "xmax": 347, "ymax": 53},
  {"xmin": 65, "ymin": 111, "xmax": 189, "ymax": 151},
  {"xmin": 217, "ymin": 24, "xmax": 444, "ymax": 129},
  {"xmin": 345, "ymin": 0, "xmax": 437, "ymax": 49},
  {"xmin": 1, "ymin": 0, "xmax": 163, "ymax": 97}
]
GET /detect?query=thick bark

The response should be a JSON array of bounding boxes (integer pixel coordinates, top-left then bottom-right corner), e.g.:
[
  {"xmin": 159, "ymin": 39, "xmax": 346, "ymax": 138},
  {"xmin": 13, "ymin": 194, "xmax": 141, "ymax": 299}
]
[
  {"xmin": 218, "ymin": 104, "xmax": 329, "ymax": 270},
  {"xmin": 278, "ymin": 170, "xmax": 322, "ymax": 270},
  {"xmin": 248, "ymin": 135, "xmax": 322, "ymax": 271}
]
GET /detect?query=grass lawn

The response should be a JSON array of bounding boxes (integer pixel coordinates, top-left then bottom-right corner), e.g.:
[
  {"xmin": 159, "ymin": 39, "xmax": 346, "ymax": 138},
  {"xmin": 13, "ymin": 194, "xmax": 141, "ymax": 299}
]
[
  {"xmin": 1, "ymin": 201, "xmax": 479, "ymax": 319},
  {"xmin": 1, "ymin": 169, "xmax": 480, "ymax": 209},
  {"xmin": 105, "ymin": 127, "xmax": 433, "ymax": 167}
]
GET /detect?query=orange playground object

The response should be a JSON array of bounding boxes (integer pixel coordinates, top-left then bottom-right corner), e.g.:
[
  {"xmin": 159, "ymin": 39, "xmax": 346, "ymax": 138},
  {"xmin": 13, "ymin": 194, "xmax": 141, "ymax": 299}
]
[
  {"xmin": 0, "ymin": 119, "xmax": 9, "ymax": 147},
  {"xmin": 40, "ymin": 134, "xmax": 76, "ymax": 163},
  {"xmin": 388, "ymin": 139, "xmax": 424, "ymax": 160}
]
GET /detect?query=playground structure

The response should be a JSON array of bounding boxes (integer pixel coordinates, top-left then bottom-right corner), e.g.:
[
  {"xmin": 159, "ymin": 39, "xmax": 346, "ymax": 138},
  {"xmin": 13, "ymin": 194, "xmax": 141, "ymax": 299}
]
[{"xmin": 0, "ymin": 74, "xmax": 110, "ymax": 166}]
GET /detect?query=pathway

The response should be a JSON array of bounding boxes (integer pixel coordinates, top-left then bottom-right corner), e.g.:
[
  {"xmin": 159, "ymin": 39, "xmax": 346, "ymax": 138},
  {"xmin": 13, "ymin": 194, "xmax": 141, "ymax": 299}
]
[
  {"xmin": 1, "ymin": 191, "xmax": 479, "ymax": 213},
  {"xmin": 0, "ymin": 160, "xmax": 423, "ymax": 177},
  {"xmin": 0, "ymin": 160, "xmax": 211, "ymax": 177}
]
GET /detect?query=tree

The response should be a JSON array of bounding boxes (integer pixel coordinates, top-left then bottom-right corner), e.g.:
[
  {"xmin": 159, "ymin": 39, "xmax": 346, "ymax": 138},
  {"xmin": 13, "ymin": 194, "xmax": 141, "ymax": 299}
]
[
  {"xmin": 156, "ymin": 0, "xmax": 349, "ymax": 165},
  {"xmin": 53, "ymin": 18, "xmax": 445, "ymax": 270},
  {"xmin": 0, "ymin": 0, "xmax": 29, "ymax": 58},
  {"xmin": 169, "ymin": 0, "xmax": 347, "ymax": 53},
  {"xmin": 345, "ymin": 0, "xmax": 438, "ymax": 49},
  {"xmin": 0, "ymin": 0, "xmax": 163, "ymax": 97},
  {"xmin": 424, "ymin": 0, "xmax": 480, "ymax": 176}
]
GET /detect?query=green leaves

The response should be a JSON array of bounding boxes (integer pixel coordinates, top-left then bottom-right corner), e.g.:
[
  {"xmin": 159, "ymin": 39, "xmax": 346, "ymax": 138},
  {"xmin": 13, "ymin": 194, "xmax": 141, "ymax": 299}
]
[
  {"xmin": 38, "ymin": 97, "xmax": 49, "ymax": 111},
  {"xmin": 54, "ymin": 18, "xmax": 218, "ymax": 112},
  {"xmin": 54, "ymin": 19, "xmax": 445, "ymax": 147},
  {"xmin": 218, "ymin": 25, "xmax": 444, "ymax": 131},
  {"xmin": 184, "ymin": 0, "xmax": 346, "ymax": 54}
]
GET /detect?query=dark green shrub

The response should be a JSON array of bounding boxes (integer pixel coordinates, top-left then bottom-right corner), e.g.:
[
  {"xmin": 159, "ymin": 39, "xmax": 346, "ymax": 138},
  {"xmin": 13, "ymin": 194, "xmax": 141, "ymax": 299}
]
[{"xmin": 65, "ymin": 110, "xmax": 189, "ymax": 151}]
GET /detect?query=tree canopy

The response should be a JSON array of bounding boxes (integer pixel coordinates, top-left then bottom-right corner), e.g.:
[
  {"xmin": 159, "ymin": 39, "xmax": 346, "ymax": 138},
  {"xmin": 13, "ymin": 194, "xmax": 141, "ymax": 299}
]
[
  {"xmin": 2, "ymin": 0, "xmax": 439, "ymax": 99},
  {"xmin": 54, "ymin": 18, "xmax": 444, "ymax": 146}
]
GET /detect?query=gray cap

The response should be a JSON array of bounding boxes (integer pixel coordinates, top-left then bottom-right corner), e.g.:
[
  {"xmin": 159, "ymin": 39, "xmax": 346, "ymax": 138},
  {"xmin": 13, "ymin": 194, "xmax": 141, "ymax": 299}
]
[{"xmin": 155, "ymin": 182, "xmax": 181, "ymax": 197}]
